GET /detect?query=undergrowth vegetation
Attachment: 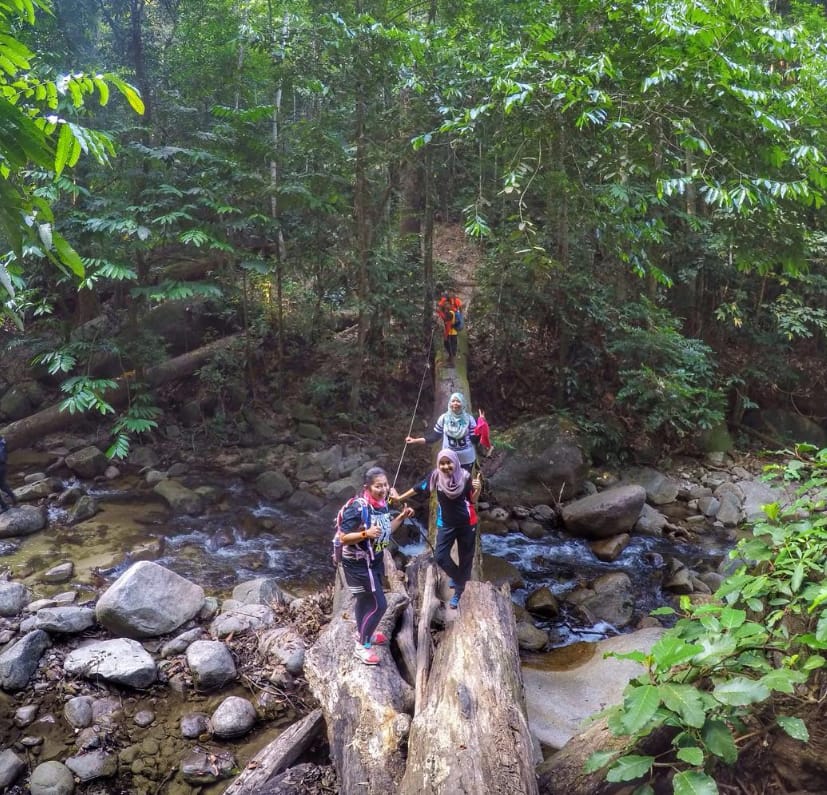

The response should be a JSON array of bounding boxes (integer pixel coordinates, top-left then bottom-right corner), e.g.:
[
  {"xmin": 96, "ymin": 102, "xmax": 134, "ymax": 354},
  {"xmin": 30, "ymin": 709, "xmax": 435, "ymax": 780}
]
[{"xmin": 588, "ymin": 444, "xmax": 827, "ymax": 794}]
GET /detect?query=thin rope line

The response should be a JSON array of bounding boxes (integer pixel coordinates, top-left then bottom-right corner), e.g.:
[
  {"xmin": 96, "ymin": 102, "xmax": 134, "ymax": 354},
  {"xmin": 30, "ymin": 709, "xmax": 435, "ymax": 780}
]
[{"xmin": 391, "ymin": 325, "xmax": 435, "ymax": 491}]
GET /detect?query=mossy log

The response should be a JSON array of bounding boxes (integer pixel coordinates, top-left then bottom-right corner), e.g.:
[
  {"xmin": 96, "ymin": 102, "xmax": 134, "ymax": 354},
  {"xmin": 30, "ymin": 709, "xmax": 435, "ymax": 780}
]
[{"xmin": 0, "ymin": 334, "xmax": 242, "ymax": 450}]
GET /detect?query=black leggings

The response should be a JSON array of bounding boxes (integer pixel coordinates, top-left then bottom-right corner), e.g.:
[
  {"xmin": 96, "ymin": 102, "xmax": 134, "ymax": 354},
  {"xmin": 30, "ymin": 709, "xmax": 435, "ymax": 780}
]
[
  {"xmin": 342, "ymin": 556, "xmax": 387, "ymax": 645},
  {"xmin": 0, "ymin": 468, "xmax": 14, "ymax": 508},
  {"xmin": 435, "ymin": 523, "xmax": 476, "ymax": 596},
  {"xmin": 443, "ymin": 335, "xmax": 458, "ymax": 358}
]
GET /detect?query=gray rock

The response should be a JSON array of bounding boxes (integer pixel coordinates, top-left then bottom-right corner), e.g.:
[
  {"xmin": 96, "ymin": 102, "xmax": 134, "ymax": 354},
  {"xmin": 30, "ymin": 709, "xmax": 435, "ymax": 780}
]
[
  {"xmin": 633, "ymin": 504, "xmax": 667, "ymax": 536},
  {"xmin": 161, "ymin": 627, "xmax": 204, "ymax": 658},
  {"xmin": 64, "ymin": 446, "xmax": 108, "ymax": 479},
  {"xmin": 0, "ymin": 580, "xmax": 29, "ymax": 616},
  {"xmin": 64, "ymin": 748, "xmax": 118, "ymax": 781},
  {"xmin": 285, "ymin": 489, "xmax": 325, "ymax": 513},
  {"xmin": 186, "ymin": 640, "xmax": 237, "ymax": 691},
  {"xmin": 33, "ymin": 606, "xmax": 96, "ymax": 634},
  {"xmin": 0, "ymin": 504, "xmax": 47, "ymax": 538},
  {"xmin": 516, "ymin": 620, "xmax": 549, "ymax": 652},
  {"xmin": 152, "ymin": 479, "xmax": 205, "ymax": 515},
  {"xmin": 29, "ymin": 760, "xmax": 75, "ymax": 795},
  {"xmin": 210, "ymin": 603, "xmax": 275, "ymax": 638},
  {"xmin": 63, "ymin": 638, "xmax": 157, "ymax": 689},
  {"xmin": 210, "ymin": 696, "xmax": 257, "ymax": 738},
  {"xmin": 14, "ymin": 704, "xmax": 38, "ymax": 727},
  {"xmin": 0, "ymin": 748, "xmax": 25, "ymax": 788},
  {"xmin": 561, "ymin": 485, "xmax": 647, "ymax": 540},
  {"xmin": 42, "ymin": 561, "xmax": 75, "ymax": 583},
  {"xmin": 232, "ymin": 578, "xmax": 289, "ymax": 607},
  {"xmin": 180, "ymin": 711, "xmax": 210, "ymax": 739},
  {"xmin": 96, "ymin": 561, "xmax": 205, "ymax": 638},
  {"xmin": 622, "ymin": 466, "xmax": 680, "ymax": 505},
  {"xmin": 256, "ymin": 627, "xmax": 305, "ymax": 675},
  {"xmin": 566, "ymin": 572, "xmax": 635, "ymax": 628},
  {"xmin": 0, "ymin": 630, "xmax": 51, "ymax": 690},
  {"xmin": 67, "ymin": 496, "xmax": 99, "ymax": 525},
  {"xmin": 255, "ymin": 470, "xmax": 294, "ymax": 501},
  {"xmin": 487, "ymin": 416, "xmax": 589, "ymax": 507},
  {"xmin": 181, "ymin": 747, "xmax": 236, "ymax": 784},
  {"xmin": 64, "ymin": 696, "xmax": 94, "ymax": 729}
]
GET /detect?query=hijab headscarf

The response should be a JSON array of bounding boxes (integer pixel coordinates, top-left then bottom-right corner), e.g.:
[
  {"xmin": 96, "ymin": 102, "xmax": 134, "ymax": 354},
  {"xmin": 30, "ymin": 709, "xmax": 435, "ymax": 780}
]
[
  {"xmin": 429, "ymin": 448, "xmax": 469, "ymax": 499},
  {"xmin": 443, "ymin": 392, "xmax": 471, "ymax": 441}
]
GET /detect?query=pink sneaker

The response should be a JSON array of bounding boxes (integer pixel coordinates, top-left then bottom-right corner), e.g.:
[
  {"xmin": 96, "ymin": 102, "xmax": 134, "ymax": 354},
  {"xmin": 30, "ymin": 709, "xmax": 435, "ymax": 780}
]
[
  {"xmin": 354, "ymin": 644, "xmax": 380, "ymax": 665},
  {"xmin": 371, "ymin": 632, "xmax": 389, "ymax": 645}
]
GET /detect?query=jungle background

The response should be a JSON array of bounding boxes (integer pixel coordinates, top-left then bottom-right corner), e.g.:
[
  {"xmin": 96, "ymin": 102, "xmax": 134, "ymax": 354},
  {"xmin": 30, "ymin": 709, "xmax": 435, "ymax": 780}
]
[
  {"xmin": 4, "ymin": 2, "xmax": 827, "ymax": 794},
  {"xmin": 4, "ymin": 0, "xmax": 827, "ymax": 465}
]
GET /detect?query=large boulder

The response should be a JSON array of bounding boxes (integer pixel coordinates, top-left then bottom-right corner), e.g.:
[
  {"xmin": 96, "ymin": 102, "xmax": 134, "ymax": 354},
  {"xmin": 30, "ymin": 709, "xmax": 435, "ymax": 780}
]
[
  {"xmin": 64, "ymin": 446, "xmax": 108, "ymax": 479},
  {"xmin": 561, "ymin": 484, "xmax": 646, "ymax": 540},
  {"xmin": 64, "ymin": 638, "xmax": 156, "ymax": 689},
  {"xmin": 96, "ymin": 561, "xmax": 205, "ymax": 638},
  {"xmin": 0, "ymin": 505, "xmax": 47, "ymax": 539},
  {"xmin": 487, "ymin": 416, "xmax": 589, "ymax": 507},
  {"xmin": 153, "ymin": 479, "xmax": 205, "ymax": 515}
]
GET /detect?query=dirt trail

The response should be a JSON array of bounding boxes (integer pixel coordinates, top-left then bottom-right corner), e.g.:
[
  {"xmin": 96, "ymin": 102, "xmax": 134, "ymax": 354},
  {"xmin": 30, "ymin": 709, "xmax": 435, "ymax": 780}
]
[{"xmin": 433, "ymin": 223, "xmax": 482, "ymax": 315}]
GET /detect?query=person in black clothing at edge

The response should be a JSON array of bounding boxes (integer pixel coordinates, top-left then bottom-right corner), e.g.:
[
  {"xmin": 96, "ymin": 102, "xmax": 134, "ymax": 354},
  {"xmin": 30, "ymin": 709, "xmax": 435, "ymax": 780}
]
[{"xmin": 0, "ymin": 435, "xmax": 17, "ymax": 511}]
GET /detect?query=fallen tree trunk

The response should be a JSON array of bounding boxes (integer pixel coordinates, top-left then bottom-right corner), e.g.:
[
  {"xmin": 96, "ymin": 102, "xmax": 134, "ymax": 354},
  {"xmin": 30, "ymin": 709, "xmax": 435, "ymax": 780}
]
[
  {"xmin": 0, "ymin": 334, "xmax": 242, "ymax": 450},
  {"xmin": 400, "ymin": 580, "xmax": 539, "ymax": 795},
  {"xmin": 223, "ymin": 708, "xmax": 325, "ymax": 795},
  {"xmin": 304, "ymin": 583, "xmax": 414, "ymax": 795}
]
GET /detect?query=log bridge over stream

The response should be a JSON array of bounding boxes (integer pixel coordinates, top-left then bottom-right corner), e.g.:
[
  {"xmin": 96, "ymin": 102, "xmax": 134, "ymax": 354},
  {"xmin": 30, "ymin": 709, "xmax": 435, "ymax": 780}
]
[{"xmin": 226, "ymin": 294, "xmax": 542, "ymax": 793}]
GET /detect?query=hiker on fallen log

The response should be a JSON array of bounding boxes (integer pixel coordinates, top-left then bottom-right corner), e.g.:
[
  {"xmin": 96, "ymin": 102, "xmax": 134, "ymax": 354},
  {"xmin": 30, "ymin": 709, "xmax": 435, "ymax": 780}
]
[
  {"xmin": 405, "ymin": 391, "xmax": 491, "ymax": 473},
  {"xmin": 393, "ymin": 448, "xmax": 481, "ymax": 610},
  {"xmin": 333, "ymin": 466, "xmax": 414, "ymax": 665}
]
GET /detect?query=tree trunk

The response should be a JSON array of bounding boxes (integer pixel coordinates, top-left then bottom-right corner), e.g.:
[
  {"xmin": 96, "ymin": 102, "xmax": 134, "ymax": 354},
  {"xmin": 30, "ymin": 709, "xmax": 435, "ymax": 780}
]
[
  {"xmin": 0, "ymin": 334, "xmax": 242, "ymax": 451},
  {"xmin": 400, "ymin": 581, "xmax": 539, "ymax": 795},
  {"xmin": 304, "ymin": 579, "xmax": 414, "ymax": 795},
  {"xmin": 223, "ymin": 708, "xmax": 325, "ymax": 794}
]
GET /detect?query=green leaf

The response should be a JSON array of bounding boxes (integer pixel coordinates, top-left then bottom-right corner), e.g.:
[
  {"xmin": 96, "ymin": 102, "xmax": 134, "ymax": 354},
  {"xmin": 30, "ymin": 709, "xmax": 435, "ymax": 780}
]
[
  {"xmin": 675, "ymin": 746, "xmax": 704, "ymax": 766},
  {"xmin": 650, "ymin": 635, "xmax": 704, "ymax": 669},
  {"xmin": 659, "ymin": 683, "xmax": 707, "ymax": 728},
  {"xmin": 673, "ymin": 770, "xmax": 719, "ymax": 795},
  {"xmin": 703, "ymin": 719, "xmax": 738, "ymax": 764},
  {"xmin": 712, "ymin": 676, "xmax": 771, "ymax": 706},
  {"xmin": 606, "ymin": 754, "xmax": 655, "ymax": 783},
  {"xmin": 776, "ymin": 715, "xmax": 809, "ymax": 742},
  {"xmin": 584, "ymin": 750, "xmax": 616, "ymax": 773},
  {"xmin": 51, "ymin": 231, "xmax": 85, "ymax": 277},
  {"xmin": 54, "ymin": 122, "xmax": 72, "ymax": 176},
  {"xmin": 620, "ymin": 685, "xmax": 661, "ymax": 733}
]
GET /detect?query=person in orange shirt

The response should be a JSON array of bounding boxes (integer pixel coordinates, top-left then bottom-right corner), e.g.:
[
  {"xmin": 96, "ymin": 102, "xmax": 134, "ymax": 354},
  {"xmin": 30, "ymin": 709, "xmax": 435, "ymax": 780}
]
[{"xmin": 436, "ymin": 287, "xmax": 462, "ymax": 367}]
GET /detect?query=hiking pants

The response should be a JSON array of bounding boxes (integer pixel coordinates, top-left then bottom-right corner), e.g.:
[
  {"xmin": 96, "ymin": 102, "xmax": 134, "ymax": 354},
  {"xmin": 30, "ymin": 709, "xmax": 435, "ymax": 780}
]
[
  {"xmin": 435, "ymin": 523, "xmax": 475, "ymax": 596},
  {"xmin": 342, "ymin": 555, "xmax": 387, "ymax": 646},
  {"xmin": 0, "ymin": 467, "xmax": 14, "ymax": 508},
  {"xmin": 443, "ymin": 334, "xmax": 458, "ymax": 358}
]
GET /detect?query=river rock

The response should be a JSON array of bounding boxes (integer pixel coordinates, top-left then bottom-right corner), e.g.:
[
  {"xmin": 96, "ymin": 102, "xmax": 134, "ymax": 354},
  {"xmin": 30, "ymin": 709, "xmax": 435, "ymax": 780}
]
[
  {"xmin": 64, "ymin": 638, "xmax": 157, "ymax": 689},
  {"xmin": 65, "ymin": 446, "xmax": 109, "ymax": 479},
  {"xmin": 67, "ymin": 495, "xmax": 99, "ymax": 525},
  {"xmin": 257, "ymin": 626, "xmax": 306, "ymax": 674},
  {"xmin": 14, "ymin": 704, "xmax": 38, "ymax": 727},
  {"xmin": 232, "ymin": 577, "xmax": 290, "ymax": 607},
  {"xmin": 487, "ymin": 415, "xmax": 589, "ymax": 507},
  {"xmin": 64, "ymin": 696, "xmax": 94, "ymax": 729},
  {"xmin": 622, "ymin": 466, "xmax": 680, "ymax": 505},
  {"xmin": 565, "ymin": 571, "xmax": 635, "ymax": 628},
  {"xmin": 65, "ymin": 748, "xmax": 118, "ymax": 781},
  {"xmin": 33, "ymin": 606, "xmax": 96, "ymax": 633},
  {"xmin": 128, "ymin": 445, "xmax": 160, "ymax": 469},
  {"xmin": 0, "ymin": 629, "xmax": 51, "ymax": 690},
  {"xmin": 181, "ymin": 747, "xmax": 237, "ymax": 784},
  {"xmin": 589, "ymin": 533, "xmax": 630, "ymax": 562},
  {"xmin": 29, "ymin": 760, "xmax": 75, "ymax": 795},
  {"xmin": 210, "ymin": 695, "xmax": 257, "ymax": 738},
  {"xmin": 634, "ymin": 503, "xmax": 668, "ymax": 536},
  {"xmin": 42, "ymin": 561, "xmax": 75, "ymax": 583},
  {"xmin": 255, "ymin": 470, "xmax": 294, "ymax": 500},
  {"xmin": 0, "ymin": 580, "xmax": 29, "ymax": 615},
  {"xmin": 152, "ymin": 478, "xmax": 205, "ymax": 515},
  {"xmin": 0, "ymin": 748, "xmax": 25, "ymax": 788},
  {"xmin": 0, "ymin": 504, "xmax": 47, "ymax": 538},
  {"xmin": 561, "ymin": 484, "xmax": 646, "ymax": 539},
  {"xmin": 96, "ymin": 561, "xmax": 205, "ymax": 638},
  {"xmin": 180, "ymin": 712, "xmax": 210, "ymax": 739},
  {"xmin": 161, "ymin": 627, "xmax": 204, "ymax": 658},
  {"xmin": 524, "ymin": 627, "xmax": 664, "ymax": 750},
  {"xmin": 210, "ymin": 603, "xmax": 275, "ymax": 637},
  {"xmin": 186, "ymin": 640, "xmax": 237, "ymax": 691}
]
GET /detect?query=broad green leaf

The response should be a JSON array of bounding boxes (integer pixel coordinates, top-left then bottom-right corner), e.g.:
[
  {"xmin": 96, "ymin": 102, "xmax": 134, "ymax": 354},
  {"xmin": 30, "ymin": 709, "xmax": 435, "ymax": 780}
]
[
  {"xmin": 760, "ymin": 668, "xmax": 807, "ymax": 694},
  {"xmin": 675, "ymin": 746, "xmax": 704, "ymax": 766},
  {"xmin": 650, "ymin": 635, "xmax": 703, "ymax": 669},
  {"xmin": 659, "ymin": 683, "xmax": 706, "ymax": 728},
  {"xmin": 584, "ymin": 750, "xmax": 616, "ymax": 773},
  {"xmin": 51, "ymin": 232, "xmax": 85, "ymax": 277},
  {"xmin": 620, "ymin": 685, "xmax": 661, "ymax": 733},
  {"xmin": 606, "ymin": 754, "xmax": 655, "ymax": 783},
  {"xmin": 712, "ymin": 677, "xmax": 770, "ymax": 706},
  {"xmin": 703, "ymin": 719, "xmax": 738, "ymax": 764},
  {"xmin": 719, "ymin": 607, "xmax": 746, "ymax": 629},
  {"xmin": 776, "ymin": 715, "xmax": 809, "ymax": 741},
  {"xmin": 673, "ymin": 770, "xmax": 719, "ymax": 795}
]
